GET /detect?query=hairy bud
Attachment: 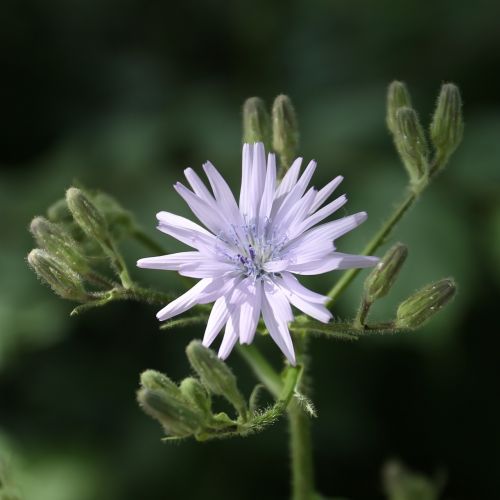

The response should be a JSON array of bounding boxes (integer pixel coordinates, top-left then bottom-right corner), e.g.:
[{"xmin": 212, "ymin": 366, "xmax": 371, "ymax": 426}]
[
  {"xmin": 243, "ymin": 97, "xmax": 271, "ymax": 150},
  {"xmin": 180, "ymin": 377, "xmax": 212, "ymax": 418},
  {"xmin": 272, "ymin": 94, "xmax": 299, "ymax": 171},
  {"xmin": 394, "ymin": 107, "xmax": 429, "ymax": 188},
  {"xmin": 27, "ymin": 249, "xmax": 88, "ymax": 301},
  {"xmin": 396, "ymin": 278, "xmax": 456, "ymax": 329},
  {"xmin": 138, "ymin": 370, "xmax": 205, "ymax": 437},
  {"xmin": 430, "ymin": 83, "xmax": 464, "ymax": 162},
  {"xmin": 364, "ymin": 243, "xmax": 408, "ymax": 303},
  {"xmin": 66, "ymin": 188, "xmax": 110, "ymax": 247},
  {"xmin": 186, "ymin": 341, "xmax": 247, "ymax": 418},
  {"xmin": 30, "ymin": 216, "xmax": 89, "ymax": 275},
  {"xmin": 386, "ymin": 81, "xmax": 412, "ymax": 135}
]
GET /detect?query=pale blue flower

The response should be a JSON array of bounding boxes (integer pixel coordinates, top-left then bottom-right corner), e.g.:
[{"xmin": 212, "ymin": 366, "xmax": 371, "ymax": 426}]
[{"xmin": 138, "ymin": 143, "xmax": 377, "ymax": 364}]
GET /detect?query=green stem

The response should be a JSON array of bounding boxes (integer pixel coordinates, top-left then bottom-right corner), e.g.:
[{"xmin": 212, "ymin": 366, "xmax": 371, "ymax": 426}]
[
  {"xmin": 326, "ymin": 189, "xmax": 417, "ymax": 308},
  {"xmin": 288, "ymin": 336, "xmax": 315, "ymax": 500},
  {"xmin": 355, "ymin": 298, "xmax": 372, "ymax": 328}
]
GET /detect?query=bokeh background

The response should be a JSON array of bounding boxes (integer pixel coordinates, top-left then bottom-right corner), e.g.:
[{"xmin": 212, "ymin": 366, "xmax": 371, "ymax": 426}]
[{"xmin": 1, "ymin": 1, "xmax": 500, "ymax": 499}]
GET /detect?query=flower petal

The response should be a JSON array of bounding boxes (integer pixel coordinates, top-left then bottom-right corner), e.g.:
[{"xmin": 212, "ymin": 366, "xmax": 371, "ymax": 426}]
[
  {"xmin": 218, "ymin": 319, "xmax": 239, "ymax": 360},
  {"xmin": 137, "ymin": 251, "xmax": 204, "ymax": 270},
  {"xmin": 274, "ymin": 275, "xmax": 332, "ymax": 323},
  {"xmin": 272, "ymin": 160, "xmax": 317, "ymax": 229},
  {"xmin": 295, "ymin": 194, "xmax": 348, "ymax": 235},
  {"xmin": 203, "ymin": 161, "xmax": 243, "ymax": 225},
  {"xmin": 285, "ymin": 212, "xmax": 368, "ymax": 258},
  {"xmin": 203, "ymin": 296, "xmax": 230, "ymax": 347},
  {"xmin": 156, "ymin": 276, "xmax": 236, "ymax": 321},
  {"xmin": 245, "ymin": 143, "xmax": 267, "ymax": 220},
  {"xmin": 238, "ymin": 278, "xmax": 262, "ymax": 345},
  {"xmin": 174, "ymin": 182, "xmax": 227, "ymax": 234},
  {"xmin": 239, "ymin": 143, "xmax": 253, "ymax": 216},
  {"xmin": 261, "ymin": 280, "xmax": 296, "ymax": 365},
  {"xmin": 184, "ymin": 167, "xmax": 217, "ymax": 206},
  {"xmin": 288, "ymin": 252, "xmax": 379, "ymax": 275},
  {"xmin": 258, "ymin": 153, "xmax": 277, "ymax": 223},
  {"xmin": 178, "ymin": 260, "xmax": 236, "ymax": 278},
  {"xmin": 156, "ymin": 211, "xmax": 220, "ymax": 254},
  {"xmin": 274, "ymin": 157, "xmax": 303, "ymax": 201},
  {"xmin": 309, "ymin": 175, "xmax": 344, "ymax": 214}
]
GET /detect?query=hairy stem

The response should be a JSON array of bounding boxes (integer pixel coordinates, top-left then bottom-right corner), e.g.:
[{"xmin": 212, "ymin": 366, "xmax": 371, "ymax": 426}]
[{"xmin": 288, "ymin": 336, "xmax": 315, "ymax": 500}]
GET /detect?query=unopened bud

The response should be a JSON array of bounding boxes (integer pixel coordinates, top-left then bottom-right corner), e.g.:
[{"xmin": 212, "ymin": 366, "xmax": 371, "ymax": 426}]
[
  {"xmin": 186, "ymin": 341, "xmax": 247, "ymax": 418},
  {"xmin": 386, "ymin": 81, "xmax": 412, "ymax": 135},
  {"xmin": 30, "ymin": 216, "xmax": 89, "ymax": 274},
  {"xmin": 180, "ymin": 377, "xmax": 212, "ymax": 418},
  {"xmin": 272, "ymin": 94, "xmax": 299, "ymax": 170},
  {"xmin": 394, "ymin": 107, "xmax": 429, "ymax": 187},
  {"xmin": 430, "ymin": 83, "xmax": 464, "ymax": 160},
  {"xmin": 66, "ymin": 188, "xmax": 110, "ymax": 247},
  {"xmin": 27, "ymin": 249, "xmax": 88, "ymax": 301},
  {"xmin": 396, "ymin": 278, "xmax": 456, "ymax": 329},
  {"xmin": 138, "ymin": 370, "xmax": 205, "ymax": 437},
  {"xmin": 364, "ymin": 243, "xmax": 408, "ymax": 303},
  {"xmin": 243, "ymin": 97, "xmax": 271, "ymax": 149}
]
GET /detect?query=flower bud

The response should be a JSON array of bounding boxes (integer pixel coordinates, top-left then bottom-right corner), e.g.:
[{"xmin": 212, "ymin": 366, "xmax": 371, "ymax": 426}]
[
  {"xmin": 396, "ymin": 278, "xmax": 456, "ymax": 329},
  {"xmin": 30, "ymin": 216, "xmax": 90, "ymax": 275},
  {"xmin": 430, "ymin": 83, "xmax": 464, "ymax": 160},
  {"xmin": 364, "ymin": 243, "xmax": 408, "ymax": 303},
  {"xmin": 180, "ymin": 377, "xmax": 212, "ymax": 418},
  {"xmin": 140, "ymin": 369, "xmax": 179, "ymax": 394},
  {"xmin": 272, "ymin": 94, "xmax": 299, "ymax": 170},
  {"xmin": 394, "ymin": 107, "xmax": 429, "ymax": 187},
  {"xmin": 186, "ymin": 341, "xmax": 247, "ymax": 418},
  {"xmin": 27, "ymin": 249, "xmax": 88, "ymax": 301},
  {"xmin": 66, "ymin": 188, "xmax": 110, "ymax": 247},
  {"xmin": 138, "ymin": 370, "xmax": 205, "ymax": 437},
  {"xmin": 243, "ymin": 97, "xmax": 271, "ymax": 149},
  {"xmin": 386, "ymin": 81, "xmax": 412, "ymax": 135}
]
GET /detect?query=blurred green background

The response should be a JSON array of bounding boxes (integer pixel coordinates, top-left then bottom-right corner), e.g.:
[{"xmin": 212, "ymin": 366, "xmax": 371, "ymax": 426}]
[{"xmin": 1, "ymin": 0, "xmax": 500, "ymax": 499}]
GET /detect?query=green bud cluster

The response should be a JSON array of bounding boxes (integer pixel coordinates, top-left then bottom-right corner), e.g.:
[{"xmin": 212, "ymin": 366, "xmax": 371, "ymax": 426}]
[
  {"xmin": 396, "ymin": 278, "xmax": 456, "ymax": 329},
  {"xmin": 386, "ymin": 81, "xmax": 463, "ymax": 191},
  {"xmin": 137, "ymin": 344, "xmax": 305, "ymax": 442},
  {"xmin": 242, "ymin": 94, "xmax": 299, "ymax": 175},
  {"xmin": 27, "ymin": 185, "xmax": 139, "ymax": 302}
]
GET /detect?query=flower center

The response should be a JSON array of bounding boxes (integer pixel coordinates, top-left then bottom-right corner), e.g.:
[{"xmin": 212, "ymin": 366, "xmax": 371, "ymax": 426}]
[{"xmin": 216, "ymin": 219, "xmax": 287, "ymax": 279}]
